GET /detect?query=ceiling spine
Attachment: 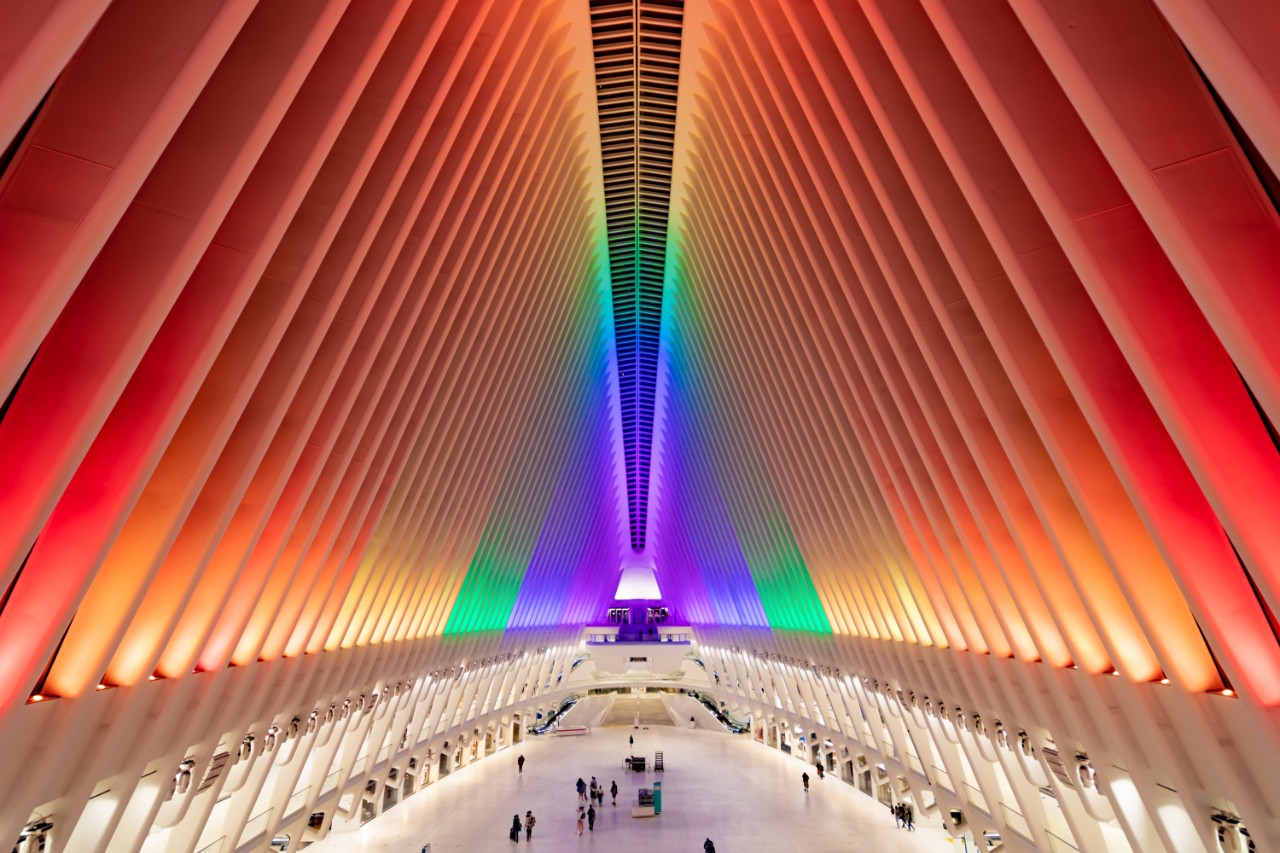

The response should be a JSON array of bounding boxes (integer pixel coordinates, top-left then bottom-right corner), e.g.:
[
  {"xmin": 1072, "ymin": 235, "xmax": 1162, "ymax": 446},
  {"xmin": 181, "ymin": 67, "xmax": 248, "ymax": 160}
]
[{"xmin": 589, "ymin": 0, "xmax": 683, "ymax": 552}]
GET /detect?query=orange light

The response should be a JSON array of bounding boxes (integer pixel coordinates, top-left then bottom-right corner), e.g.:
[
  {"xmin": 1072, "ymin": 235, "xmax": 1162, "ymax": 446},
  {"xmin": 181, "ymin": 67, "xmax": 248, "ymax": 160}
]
[
  {"xmin": 1222, "ymin": 689, "xmax": 1236, "ymax": 697},
  {"xmin": 1160, "ymin": 679, "xmax": 1170, "ymax": 685},
  {"xmin": 95, "ymin": 684, "xmax": 108, "ymax": 691},
  {"xmin": 29, "ymin": 694, "xmax": 44, "ymax": 702},
  {"xmin": 148, "ymin": 675, "xmax": 158, "ymax": 682}
]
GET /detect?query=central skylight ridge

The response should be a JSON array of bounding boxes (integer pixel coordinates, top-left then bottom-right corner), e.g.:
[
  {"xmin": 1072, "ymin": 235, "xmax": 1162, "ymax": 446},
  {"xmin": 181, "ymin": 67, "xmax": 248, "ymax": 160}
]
[{"xmin": 589, "ymin": 0, "xmax": 684, "ymax": 552}]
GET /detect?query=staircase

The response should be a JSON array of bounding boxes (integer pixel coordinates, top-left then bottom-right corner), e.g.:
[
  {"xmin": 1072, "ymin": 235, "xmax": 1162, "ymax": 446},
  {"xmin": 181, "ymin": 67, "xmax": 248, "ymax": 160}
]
[{"xmin": 601, "ymin": 694, "xmax": 672, "ymax": 727}]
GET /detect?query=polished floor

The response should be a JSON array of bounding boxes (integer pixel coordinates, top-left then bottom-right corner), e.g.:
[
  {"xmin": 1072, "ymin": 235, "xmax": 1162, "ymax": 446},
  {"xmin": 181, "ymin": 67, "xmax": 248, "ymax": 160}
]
[{"xmin": 306, "ymin": 699, "xmax": 949, "ymax": 852}]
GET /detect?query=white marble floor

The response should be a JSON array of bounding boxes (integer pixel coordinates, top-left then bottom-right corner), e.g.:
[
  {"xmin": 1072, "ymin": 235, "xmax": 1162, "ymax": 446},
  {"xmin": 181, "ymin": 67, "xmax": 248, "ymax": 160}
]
[{"xmin": 305, "ymin": 719, "xmax": 950, "ymax": 852}]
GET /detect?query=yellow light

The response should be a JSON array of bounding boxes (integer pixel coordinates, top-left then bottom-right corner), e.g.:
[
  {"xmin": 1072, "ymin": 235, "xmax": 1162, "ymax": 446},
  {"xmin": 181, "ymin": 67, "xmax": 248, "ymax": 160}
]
[
  {"xmin": 1159, "ymin": 678, "xmax": 1170, "ymax": 685},
  {"xmin": 1222, "ymin": 689, "xmax": 1236, "ymax": 697},
  {"xmin": 29, "ymin": 694, "xmax": 44, "ymax": 702}
]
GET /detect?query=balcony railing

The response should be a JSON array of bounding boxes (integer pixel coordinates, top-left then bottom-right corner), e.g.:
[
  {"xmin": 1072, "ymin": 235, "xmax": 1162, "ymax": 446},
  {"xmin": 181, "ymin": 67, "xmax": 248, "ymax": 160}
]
[
  {"xmin": 236, "ymin": 808, "xmax": 272, "ymax": 849},
  {"xmin": 962, "ymin": 781, "xmax": 991, "ymax": 816},
  {"xmin": 282, "ymin": 786, "xmax": 310, "ymax": 823},
  {"xmin": 931, "ymin": 765, "xmax": 954, "ymax": 792},
  {"xmin": 1000, "ymin": 803, "xmax": 1032, "ymax": 840},
  {"xmin": 1046, "ymin": 830, "xmax": 1081, "ymax": 853},
  {"xmin": 584, "ymin": 632, "xmax": 692, "ymax": 644}
]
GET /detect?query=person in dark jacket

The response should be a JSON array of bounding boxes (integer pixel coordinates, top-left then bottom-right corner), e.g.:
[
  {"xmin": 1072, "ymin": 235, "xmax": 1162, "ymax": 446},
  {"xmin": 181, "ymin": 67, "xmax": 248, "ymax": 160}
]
[
  {"xmin": 509, "ymin": 815, "xmax": 521, "ymax": 843},
  {"xmin": 802, "ymin": 771, "xmax": 810, "ymax": 792},
  {"xmin": 587, "ymin": 803, "xmax": 597, "ymax": 831},
  {"xmin": 610, "ymin": 780, "xmax": 618, "ymax": 805},
  {"xmin": 517, "ymin": 754, "xmax": 525, "ymax": 773},
  {"xmin": 576, "ymin": 777, "xmax": 587, "ymax": 801},
  {"xmin": 704, "ymin": 839, "xmax": 717, "ymax": 853}
]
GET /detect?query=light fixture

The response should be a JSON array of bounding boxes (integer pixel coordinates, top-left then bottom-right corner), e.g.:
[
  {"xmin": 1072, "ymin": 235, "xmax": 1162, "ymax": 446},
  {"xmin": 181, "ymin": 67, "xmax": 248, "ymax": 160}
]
[{"xmin": 29, "ymin": 694, "xmax": 44, "ymax": 703}]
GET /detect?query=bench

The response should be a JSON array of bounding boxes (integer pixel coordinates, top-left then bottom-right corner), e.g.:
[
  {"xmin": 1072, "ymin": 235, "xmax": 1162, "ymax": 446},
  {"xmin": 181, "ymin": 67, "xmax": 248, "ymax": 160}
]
[{"xmin": 553, "ymin": 726, "xmax": 589, "ymax": 737}]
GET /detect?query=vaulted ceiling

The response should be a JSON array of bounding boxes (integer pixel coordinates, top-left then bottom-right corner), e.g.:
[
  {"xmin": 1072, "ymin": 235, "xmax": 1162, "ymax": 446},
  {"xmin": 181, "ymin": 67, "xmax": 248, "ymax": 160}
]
[
  {"xmin": 5, "ymin": 0, "xmax": 1280, "ymax": 847},
  {"xmin": 4, "ymin": 0, "xmax": 1280, "ymax": 699}
]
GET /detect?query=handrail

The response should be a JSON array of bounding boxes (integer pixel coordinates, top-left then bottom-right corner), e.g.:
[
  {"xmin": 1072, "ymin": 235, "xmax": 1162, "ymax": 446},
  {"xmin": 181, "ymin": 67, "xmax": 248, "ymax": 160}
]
[
  {"xmin": 685, "ymin": 690, "xmax": 749, "ymax": 733},
  {"xmin": 529, "ymin": 696, "xmax": 579, "ymax": 735},
  {"xmin": 196, "ymin": 838, "xmax": 225, "ymax": 853},
  {"xmin": 931, "ymin": 764, "xmax": 954, "ymax": 792}
]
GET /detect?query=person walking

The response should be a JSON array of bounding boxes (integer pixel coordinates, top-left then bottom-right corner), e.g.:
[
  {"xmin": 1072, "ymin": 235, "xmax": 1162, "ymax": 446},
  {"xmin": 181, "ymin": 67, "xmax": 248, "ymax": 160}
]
[
  {"xmin": 587, "ymin": 803, "xmax": 596, "ymax": 832},
  {"xmin": 629, "ymin": 734, "xmax": 634, "ymax": 747},
  {"xmin": 509, "ymin": 815, "xmax": 521, "ymax": 843},
  {"xmin": 576, "ymin": 805, "xmax": 585, "ymax": 836},
  {"xmin": 610, "ymin": 780, "xmax": 618, "ymax": 805},
  {"xmin": 904, "ymin": 802, "xmax": 915, "ymax": 831},
  {"xmin": 576, "ymin": 777, "xmax": 587, "ymax": 801},
  {"xmin": 524, "ymin": 810, "xmax": 536, "ymax": 841},
  {"xmin": 517, "ymin": 754, "xmax": 525, "ymax": 773},
  {"xmin": 802, "ymin": 771, "xmax": 810, "ymax": 792},
  {"xmin": 704, "ymin": 840, "xmax": 717, "ymax": 853},
  {"xmin": 893, "ymin": 803, "xmax": 904, "ymax": 828}
]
